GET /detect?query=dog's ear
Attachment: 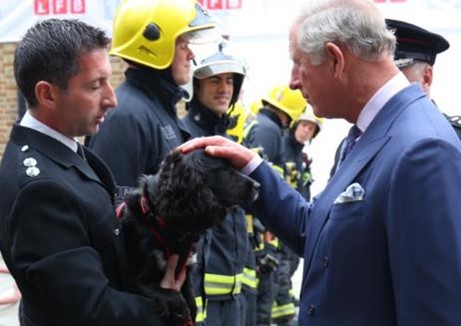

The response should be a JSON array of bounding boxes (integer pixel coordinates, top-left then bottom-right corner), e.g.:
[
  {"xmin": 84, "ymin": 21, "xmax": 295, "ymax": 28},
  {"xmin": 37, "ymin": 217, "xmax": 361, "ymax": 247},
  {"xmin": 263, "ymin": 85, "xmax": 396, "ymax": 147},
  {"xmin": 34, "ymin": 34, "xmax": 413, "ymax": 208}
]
[
  {"xmin": 186, "ymin": 149, "xmax": 228, "ymax": 174},
  {"xmin": 139, "ymin": 174, "xmax": 157, "ymax": 199},
  {"xmin": 155, "ymin": 149, "xmax": 227, "ymax": 235},
  {"xmin": 157, "ymin": 150, "xmax": 183, "ymax": 184}
]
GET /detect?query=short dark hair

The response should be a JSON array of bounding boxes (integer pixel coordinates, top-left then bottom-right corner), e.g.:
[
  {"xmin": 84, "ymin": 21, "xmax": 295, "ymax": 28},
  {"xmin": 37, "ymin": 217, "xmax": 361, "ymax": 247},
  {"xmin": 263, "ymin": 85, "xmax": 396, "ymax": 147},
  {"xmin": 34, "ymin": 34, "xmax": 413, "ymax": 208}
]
[{"xmin": 14, "ymin": 19, "xmax": 111, "ymax": 108}]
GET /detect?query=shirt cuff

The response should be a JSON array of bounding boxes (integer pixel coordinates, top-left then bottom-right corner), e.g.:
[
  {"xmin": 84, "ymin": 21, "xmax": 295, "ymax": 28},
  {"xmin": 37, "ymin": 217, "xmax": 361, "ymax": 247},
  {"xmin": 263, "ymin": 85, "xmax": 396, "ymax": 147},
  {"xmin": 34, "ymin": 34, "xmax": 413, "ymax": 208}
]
[{"xmin": 241, "ymin": 155, "xmax": 263, "ymax": 175}]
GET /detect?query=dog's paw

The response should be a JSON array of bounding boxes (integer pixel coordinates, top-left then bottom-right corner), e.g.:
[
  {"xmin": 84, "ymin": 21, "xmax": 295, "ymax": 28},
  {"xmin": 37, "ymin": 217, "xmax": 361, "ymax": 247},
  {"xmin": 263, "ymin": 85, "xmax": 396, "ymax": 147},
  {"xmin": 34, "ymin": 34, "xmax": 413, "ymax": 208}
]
[{"xmin": 151, "ymin": 287, "xmax": 191, "ymax": 324}]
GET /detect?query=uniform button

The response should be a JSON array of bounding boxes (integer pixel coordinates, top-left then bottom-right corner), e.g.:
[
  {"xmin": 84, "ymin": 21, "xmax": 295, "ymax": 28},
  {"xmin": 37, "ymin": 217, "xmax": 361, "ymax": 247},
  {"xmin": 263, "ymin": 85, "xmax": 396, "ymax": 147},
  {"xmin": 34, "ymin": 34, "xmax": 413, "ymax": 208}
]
[
  {"xmin": 323, "ymin": 256, "xmax": 329, "ymax": 268},
  {"xmin": 114, "ymin": 228, "xmax": 120, "ymax": 236},
  {"xmin": 307, "ymin": 304, "xmax": 316, "ymax": 316}
]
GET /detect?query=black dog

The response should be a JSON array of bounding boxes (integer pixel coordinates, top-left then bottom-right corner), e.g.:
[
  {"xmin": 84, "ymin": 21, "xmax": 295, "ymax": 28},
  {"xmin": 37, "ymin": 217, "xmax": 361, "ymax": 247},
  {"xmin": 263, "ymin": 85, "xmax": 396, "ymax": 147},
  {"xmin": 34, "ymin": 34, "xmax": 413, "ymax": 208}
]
[{"xmin": 117, "ymin": 149, "xmax": 259, "ymax": 325}]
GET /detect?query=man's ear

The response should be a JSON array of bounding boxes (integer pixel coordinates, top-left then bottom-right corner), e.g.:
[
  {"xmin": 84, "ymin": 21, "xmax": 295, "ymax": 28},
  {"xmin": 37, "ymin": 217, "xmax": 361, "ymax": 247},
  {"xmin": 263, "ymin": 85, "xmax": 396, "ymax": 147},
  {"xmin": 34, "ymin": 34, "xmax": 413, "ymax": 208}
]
[
  {"xmin": 421, "ymin": 64, "xmax": 433, "ymax": 95},
  {"xmin": 35, "ymin": 81, "xmax": 58, "ymax": 108},
  {"xmin": 325, "ymin": 42, "xmax": 345, "ymax": 79}
]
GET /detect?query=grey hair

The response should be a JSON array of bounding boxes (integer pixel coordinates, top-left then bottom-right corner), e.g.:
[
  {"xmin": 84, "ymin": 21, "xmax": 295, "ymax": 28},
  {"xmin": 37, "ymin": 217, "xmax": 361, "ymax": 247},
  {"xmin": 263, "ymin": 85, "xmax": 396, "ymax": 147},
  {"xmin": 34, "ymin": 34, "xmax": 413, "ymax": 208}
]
[
  {"xmin": 295, "ymin": 0, "xmax": 396, "ymax": 65},
  {"xmin": 404, "ymin": 61, "xmax": 429, "ymax": 77}
]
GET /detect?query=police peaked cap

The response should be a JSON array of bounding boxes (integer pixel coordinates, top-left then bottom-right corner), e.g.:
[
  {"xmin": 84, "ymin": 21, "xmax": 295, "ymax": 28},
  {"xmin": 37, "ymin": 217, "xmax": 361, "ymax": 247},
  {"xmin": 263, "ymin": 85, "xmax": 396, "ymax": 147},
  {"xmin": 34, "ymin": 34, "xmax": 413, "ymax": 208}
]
[{"xmin": 386, "ymin": 19, "xmax": 450, "ymax": 68}]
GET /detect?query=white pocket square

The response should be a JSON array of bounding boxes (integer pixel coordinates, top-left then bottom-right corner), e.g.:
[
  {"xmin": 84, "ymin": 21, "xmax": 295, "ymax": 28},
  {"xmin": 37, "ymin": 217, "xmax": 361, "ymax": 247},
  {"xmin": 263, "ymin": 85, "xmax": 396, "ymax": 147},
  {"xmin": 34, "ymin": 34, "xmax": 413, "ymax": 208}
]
[{"xmin": 334, "ymin": 182, "xmax": 365, "ymax": 204}]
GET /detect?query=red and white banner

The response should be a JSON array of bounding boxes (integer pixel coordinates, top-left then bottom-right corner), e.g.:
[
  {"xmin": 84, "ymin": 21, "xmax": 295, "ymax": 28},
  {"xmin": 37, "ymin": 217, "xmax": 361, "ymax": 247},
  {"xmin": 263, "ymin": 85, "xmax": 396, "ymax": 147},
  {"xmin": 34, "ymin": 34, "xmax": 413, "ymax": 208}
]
[
  {"xmin": 0, "ymin": 0, "xmax": 460, "ymax": 43},
  {"xmin": 0, "ymin": 0, "xmax": 120, "ymax": 43},
  {"xmin": 33, "ymin": 0, "xmax": 87, "ymax": 15}
]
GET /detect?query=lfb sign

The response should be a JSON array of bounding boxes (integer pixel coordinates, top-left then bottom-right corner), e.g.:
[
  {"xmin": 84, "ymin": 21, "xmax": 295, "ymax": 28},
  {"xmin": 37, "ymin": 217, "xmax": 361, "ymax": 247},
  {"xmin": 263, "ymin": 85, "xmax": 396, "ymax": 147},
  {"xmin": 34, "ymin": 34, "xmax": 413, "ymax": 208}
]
[
  {"xmin": 34, "ymin": 0, "xmax": 86, "ymax": 15},
  {"xmin": 197, "ymin": 0, "xmax": 242, "ymax": 9}
]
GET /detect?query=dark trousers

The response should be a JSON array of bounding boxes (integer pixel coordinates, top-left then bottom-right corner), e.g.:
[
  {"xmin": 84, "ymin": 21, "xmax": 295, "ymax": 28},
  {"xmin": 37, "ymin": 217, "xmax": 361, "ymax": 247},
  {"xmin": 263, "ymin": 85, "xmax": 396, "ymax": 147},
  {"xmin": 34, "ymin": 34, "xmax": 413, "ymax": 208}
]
[{"xmin": 206, "ymin": 296, "xmax": 243, "ymax": 326}]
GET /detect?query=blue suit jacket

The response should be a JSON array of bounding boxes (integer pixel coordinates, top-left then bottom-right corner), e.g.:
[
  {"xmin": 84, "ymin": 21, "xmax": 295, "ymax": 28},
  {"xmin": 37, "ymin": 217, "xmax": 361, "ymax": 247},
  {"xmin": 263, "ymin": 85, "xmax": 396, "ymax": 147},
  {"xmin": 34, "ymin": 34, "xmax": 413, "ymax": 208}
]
[{"xmin": 248, "ymin": 85, "xmax": 461, "ymax": 325}]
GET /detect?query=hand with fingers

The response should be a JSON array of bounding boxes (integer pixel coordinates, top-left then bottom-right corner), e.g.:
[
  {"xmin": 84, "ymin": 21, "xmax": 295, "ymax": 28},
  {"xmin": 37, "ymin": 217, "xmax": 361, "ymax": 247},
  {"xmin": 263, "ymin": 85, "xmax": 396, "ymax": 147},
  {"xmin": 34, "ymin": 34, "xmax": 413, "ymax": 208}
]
[{"xmin": 179, "ymin": 135, "xmax": 256, "ymax": 170}]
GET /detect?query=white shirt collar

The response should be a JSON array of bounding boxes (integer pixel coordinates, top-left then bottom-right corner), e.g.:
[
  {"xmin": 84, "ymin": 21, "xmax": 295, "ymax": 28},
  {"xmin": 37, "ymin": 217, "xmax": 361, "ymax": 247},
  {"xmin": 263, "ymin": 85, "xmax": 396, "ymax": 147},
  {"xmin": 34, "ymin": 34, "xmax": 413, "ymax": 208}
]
[
  {"xmin": 20, "ymin": 111, "xmax": 79, "ymax": 152},
  {"xmin": 356, "ymin": 72, "xmax": 410, "ymax": 133}
]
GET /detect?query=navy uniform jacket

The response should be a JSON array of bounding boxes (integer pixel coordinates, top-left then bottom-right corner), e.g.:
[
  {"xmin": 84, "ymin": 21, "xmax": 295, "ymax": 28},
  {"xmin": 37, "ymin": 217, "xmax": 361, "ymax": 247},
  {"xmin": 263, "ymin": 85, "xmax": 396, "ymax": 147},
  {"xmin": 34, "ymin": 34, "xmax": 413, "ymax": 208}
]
[
  {"xmin": 281, "ymin": 131, "xmax": 311, "ymax": 200},
  {"xmin": 246, "ymin": 85, "xmax": 461, "ymax": 325},
  {"xmin": 88, "ymin": 67, "xmax": 189, "ymax": 202},
  {"xmin": 0, "ymin": 125, "xmax": 168, "ymax": 325},
  {"xmin": 246, "ymin": 108, "xmax": 285, "ymax": 167}
]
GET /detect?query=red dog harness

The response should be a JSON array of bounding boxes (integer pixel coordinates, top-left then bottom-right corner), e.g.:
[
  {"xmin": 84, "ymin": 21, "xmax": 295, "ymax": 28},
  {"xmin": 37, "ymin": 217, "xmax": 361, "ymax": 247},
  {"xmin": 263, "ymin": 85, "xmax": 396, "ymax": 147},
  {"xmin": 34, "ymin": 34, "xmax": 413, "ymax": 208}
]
[
  {"xmin": 116, "ymin": 196, "xmax": 193, "ymax": 277},
  {"xmin": 116, "ymin": 196, "xmax": 195, "ymax": 326}
]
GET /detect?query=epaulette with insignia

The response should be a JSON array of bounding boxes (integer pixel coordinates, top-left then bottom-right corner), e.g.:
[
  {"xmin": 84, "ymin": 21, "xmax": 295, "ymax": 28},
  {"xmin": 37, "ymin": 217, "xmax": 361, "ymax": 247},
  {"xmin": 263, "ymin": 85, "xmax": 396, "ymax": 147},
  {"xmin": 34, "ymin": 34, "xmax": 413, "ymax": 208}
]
[{"xmin": 19, "ymin": 144, "xmax": 41, "ymax": 177}]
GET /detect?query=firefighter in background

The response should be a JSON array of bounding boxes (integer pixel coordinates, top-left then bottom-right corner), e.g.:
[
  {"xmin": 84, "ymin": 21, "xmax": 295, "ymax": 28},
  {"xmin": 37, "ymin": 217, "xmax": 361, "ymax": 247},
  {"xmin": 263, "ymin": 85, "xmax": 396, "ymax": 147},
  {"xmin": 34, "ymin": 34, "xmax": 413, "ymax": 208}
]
[
  {"xmin": 248, "ymin": 100, "xmax": 263, "ymax": 124},
  {"xmin": 245, "ymin": 85, "xmax": 305, "ymax": 175},
  {"xmin": 227, "ymin": 101, "xmax": 250, "ymax": 144},
  {"xmin": 181, "ymin": 42, "xmax": 249, "ymax": 326},
  {"xmin": 87, "ymin": 0, "xmax": 216, "ymax": 204},
  {"xmin": 244, "ymin": 85, "xmax": 306, "ymax": 325},
  {"xmin": 271, "ymin": 105, "xmax": 324, "ymax": 326},
  {"xmin": 282, "ymin": 104, "xmax": 324, "ymax": 201},
  {"xmin": 226, "ymin": 101, "xmax": 260, "ymax": 326}
]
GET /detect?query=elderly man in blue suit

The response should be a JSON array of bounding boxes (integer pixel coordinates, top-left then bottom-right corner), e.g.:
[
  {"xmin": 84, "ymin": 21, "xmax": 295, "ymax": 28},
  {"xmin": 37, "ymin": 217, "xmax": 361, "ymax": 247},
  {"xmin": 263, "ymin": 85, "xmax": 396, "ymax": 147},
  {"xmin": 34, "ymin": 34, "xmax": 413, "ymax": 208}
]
[{"xmin": 179, "ymin": 0, "xmax": 461, "ymax": 325}]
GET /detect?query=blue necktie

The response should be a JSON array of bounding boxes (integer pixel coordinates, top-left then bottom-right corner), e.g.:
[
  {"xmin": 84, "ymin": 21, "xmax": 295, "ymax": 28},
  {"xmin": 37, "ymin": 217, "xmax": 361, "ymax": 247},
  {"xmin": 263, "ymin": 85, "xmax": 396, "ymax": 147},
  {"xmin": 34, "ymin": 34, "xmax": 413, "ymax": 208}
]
[{"xmin": 337, "ymin": 125, "xmax": 362, "ymax": 170}]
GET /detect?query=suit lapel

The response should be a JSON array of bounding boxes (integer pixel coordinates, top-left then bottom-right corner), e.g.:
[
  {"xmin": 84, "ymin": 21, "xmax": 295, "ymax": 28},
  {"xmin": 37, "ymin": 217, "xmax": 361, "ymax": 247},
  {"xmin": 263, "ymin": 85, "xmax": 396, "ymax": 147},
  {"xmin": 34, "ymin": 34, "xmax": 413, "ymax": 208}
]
[
  {"xmin": 303, "ymin": 85, "xmax": 426, "ymax": 272},
  {"xmin": 83, "ymin": 148, "xmax": 117, "ymax": 200}
]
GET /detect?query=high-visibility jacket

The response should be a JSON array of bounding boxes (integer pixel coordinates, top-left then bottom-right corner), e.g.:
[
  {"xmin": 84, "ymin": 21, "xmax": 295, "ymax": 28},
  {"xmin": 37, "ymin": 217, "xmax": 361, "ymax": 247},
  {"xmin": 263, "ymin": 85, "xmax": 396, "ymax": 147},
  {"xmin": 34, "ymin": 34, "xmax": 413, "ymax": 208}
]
[
  {"xmin": 244, "ymin": 108, "xmax": 285, "ymax": 177},
  {"xmin": 182, "ymin": 100, "xmax": 250, "ymax": 323}
]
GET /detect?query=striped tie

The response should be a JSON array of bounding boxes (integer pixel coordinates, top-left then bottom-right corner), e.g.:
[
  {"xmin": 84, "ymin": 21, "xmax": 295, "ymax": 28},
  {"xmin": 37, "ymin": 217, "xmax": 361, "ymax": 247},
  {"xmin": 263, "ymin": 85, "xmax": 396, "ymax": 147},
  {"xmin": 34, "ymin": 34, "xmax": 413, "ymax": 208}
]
[{"xmin": 337, "ymin": 125, "xmax": 362, "ymax": 170}]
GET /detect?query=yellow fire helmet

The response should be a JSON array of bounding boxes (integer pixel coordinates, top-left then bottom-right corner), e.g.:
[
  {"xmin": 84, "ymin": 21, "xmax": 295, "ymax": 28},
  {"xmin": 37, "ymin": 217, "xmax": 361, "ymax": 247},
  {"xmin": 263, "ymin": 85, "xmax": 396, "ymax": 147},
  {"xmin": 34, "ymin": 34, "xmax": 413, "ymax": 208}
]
[
  {"xmin": 227, "ymin": 101, "xmax": 249, "ymax": 144},
  {"xmin": 250, "ymin": 99, "xmax": 263, "ymax": 116},
  {"xmin": 296, "ymin": 104, "xmax": 325, "ymax": 137},
  {"xmin": 110, "ymin": 0, "xmax": 216, "ymax": 70},
  {"xmin": 262, "ymin": 85, "xmax": 306, "ymax": 122}
]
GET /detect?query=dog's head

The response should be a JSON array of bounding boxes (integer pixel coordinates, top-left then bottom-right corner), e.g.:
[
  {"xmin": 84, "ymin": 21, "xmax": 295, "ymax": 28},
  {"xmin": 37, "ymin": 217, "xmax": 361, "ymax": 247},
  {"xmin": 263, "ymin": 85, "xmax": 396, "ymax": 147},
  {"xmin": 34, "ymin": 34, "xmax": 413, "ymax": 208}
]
[{"xmin": 140, "ymin": 149, "xmax": 260, "ymax": 238}]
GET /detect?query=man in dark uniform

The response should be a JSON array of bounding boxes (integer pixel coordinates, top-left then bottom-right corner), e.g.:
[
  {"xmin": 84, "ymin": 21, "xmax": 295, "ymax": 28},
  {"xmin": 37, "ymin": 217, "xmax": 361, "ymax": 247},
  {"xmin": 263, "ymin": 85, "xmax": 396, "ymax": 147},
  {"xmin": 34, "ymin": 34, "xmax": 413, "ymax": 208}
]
[
  {"xmin": 331, "ymin": 18, "xmax": 459, "ymax": 176},
  {"xmin": 182, "ymin": 42, "xmax": 250, "ymax": 326},
  {"xmin": 246, "ymin": 85, "xmax": 306, "ymax": 176},
  {"xmin": 0, "ymin": 19, "xmax": 185, "ymax": 326},
  {"xmin": 386, "ymin": 18, "xmax": 460, "ymax": 139},
  {"xmin": 282, "ymin": 105, "xmax": 323, "ymax": 201},
  {"xmin": 245, "ymin": 85, "xmax": 306, "ymax": 326},
  {"xmin": 88, "ymin": 0, "xmax": 216, "ymax": 203}
]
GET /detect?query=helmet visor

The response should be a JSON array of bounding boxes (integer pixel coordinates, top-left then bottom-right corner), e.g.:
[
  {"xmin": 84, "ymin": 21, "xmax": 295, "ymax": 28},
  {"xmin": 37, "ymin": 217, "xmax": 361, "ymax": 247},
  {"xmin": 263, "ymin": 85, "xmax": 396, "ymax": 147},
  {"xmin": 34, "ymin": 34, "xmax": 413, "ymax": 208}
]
[
  {"xmin": 194, "ymin": 60, "xmax": 246, "ymax": 79},
  {"xmin": 183, "ymin": 3, "xmax": 218, "ymax": 44},
  {"xmin": 183, "ymin": 28, "xmax": 220, "ymax": 45},
  {"xmin": 190, "ymin": 4, "xmax": 214, "ymax": 26}
]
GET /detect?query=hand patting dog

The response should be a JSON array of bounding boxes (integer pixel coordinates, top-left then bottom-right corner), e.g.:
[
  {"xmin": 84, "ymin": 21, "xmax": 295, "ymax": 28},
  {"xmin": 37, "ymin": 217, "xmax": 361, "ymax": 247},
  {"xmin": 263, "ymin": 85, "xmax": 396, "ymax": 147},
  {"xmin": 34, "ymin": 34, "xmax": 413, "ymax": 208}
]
[{"xmin": 117, "ymin": 149, "xmax": 260, "ymax": 325}]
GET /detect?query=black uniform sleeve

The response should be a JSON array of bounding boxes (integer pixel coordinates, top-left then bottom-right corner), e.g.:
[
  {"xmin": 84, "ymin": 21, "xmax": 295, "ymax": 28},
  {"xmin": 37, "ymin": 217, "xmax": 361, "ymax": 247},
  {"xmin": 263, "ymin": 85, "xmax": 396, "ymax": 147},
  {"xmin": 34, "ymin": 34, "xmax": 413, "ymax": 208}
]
[{"xmin": 246, "ymin": 124, "xmax": 282, "ymax": 164}]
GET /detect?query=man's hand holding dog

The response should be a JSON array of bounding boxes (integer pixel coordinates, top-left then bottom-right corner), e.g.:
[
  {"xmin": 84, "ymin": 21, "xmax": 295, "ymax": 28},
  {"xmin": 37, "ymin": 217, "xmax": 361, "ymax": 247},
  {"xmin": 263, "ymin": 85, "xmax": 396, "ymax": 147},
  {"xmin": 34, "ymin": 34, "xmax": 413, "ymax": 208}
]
[
  {"xmin": 179, "ymin": 136, "xmax": 257, "ymax": 170},
  {"xmin": 160, "ymin": 255, "xmax": 186, "ymax": 292}
]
